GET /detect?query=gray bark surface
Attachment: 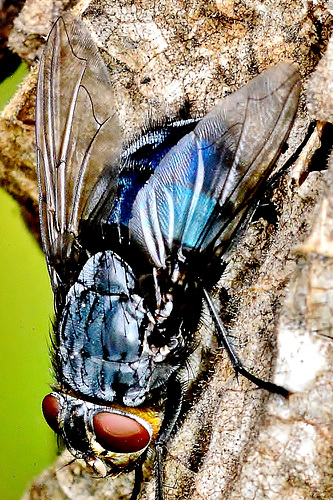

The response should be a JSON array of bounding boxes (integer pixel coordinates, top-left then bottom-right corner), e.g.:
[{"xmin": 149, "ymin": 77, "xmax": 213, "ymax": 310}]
[{"xmin": 1, "ymin": 0, "xmax": 332, "ymax": 499}]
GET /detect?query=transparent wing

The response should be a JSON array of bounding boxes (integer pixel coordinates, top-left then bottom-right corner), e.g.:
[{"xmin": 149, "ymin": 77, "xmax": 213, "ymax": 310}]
[
  {"xmin": 35, "ymin": 14, "xmax": 121, "ymax": 290},
  {"xmin": 128, "ymin": 63, "xmax": 301, "ymax": 268}
]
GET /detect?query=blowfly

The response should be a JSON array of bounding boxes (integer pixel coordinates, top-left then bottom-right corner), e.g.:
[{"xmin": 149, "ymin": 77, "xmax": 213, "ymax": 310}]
[{"xmin": 35, "ymin": 13, "xmax": 301, "ymax": 500}]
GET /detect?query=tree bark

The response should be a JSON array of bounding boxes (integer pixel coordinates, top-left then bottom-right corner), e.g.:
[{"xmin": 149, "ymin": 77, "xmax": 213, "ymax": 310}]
[{"xmin": 1, "ymin": 0, "xmax": 333, "ymax": 498}]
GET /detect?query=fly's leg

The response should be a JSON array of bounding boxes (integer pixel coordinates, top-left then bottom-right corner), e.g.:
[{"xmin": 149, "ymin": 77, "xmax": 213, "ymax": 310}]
[
  {"xmin": 154, "ymin": 376, "xmax": 184, "ymax": 500},
  {"xmin": 155, "ymin": 444, "xmax": 165, "ymax": 500},
  {"xmin": 130, "ymin": 461, "xmax": 144, "ymax": 500},
  {"xmin": 203, "ymin": 288, "xmax": 289, "ymax": 397}
]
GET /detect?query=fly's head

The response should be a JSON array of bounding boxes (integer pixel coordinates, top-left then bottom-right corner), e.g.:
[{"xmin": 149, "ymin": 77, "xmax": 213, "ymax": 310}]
[{"xmin": 42, "ymin": 392, "xmax": 161, "ymax": 475}]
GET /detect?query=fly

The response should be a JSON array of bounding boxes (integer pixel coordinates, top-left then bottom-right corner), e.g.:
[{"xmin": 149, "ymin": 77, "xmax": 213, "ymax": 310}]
[{"xmin": 35, "ymin": 14, "xmax": 301, "ymax": 500}]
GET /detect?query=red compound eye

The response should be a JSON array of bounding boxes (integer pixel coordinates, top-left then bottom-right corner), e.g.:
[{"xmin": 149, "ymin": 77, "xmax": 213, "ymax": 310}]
[
  {"xmin": 93, "ymin": 412, "xmax": 151, "ymax": 453},
  {"xmin": 42, "ymin": 394, "xmax": 61, "ymax": 433}
]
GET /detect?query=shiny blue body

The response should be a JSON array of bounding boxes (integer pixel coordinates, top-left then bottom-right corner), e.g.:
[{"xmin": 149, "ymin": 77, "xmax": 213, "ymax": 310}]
[{"xmin": 35, "ymin": 14, "xmax": 300, "ymax": 491}]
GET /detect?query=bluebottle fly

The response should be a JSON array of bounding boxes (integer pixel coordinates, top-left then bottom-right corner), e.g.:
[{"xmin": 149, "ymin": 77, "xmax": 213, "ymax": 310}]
[{"xmin": 35, "ymin": 14, "xmax": 301, "ymax": 500}]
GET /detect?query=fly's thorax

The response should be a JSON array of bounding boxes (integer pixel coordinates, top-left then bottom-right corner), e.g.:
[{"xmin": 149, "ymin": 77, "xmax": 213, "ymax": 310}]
[
  {"xmin": 56, "ymin": 250, "xmax": 193, "ymax": 407},
  {"xmin": 57, "ymin": 251, "xmax": 148, "ymax": 404},
  {"xmin": 42, "ymin": 392, "xmax": 162, "ymax": 473}
]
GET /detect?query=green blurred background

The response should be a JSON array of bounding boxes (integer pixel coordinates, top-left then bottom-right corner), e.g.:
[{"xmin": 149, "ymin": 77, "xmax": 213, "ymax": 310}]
[{"xmin": 0, "ymin": 64, "xmax": 57, "ymax": 499}]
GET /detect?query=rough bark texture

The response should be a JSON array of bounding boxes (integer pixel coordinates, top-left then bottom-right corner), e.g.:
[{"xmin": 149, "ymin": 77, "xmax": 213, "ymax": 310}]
[{"xmin": 1, "ymin": 0, "xmax": 333, "ymax": 499}]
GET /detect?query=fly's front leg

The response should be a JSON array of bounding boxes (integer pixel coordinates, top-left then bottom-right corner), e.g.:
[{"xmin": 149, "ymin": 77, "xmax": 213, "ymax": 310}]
[
  {"xmin": 154, "ymin": 376, "xmax": 184, "ymax": 500},
  {"xmin": 130, "ymin": 460, "xmax": 144, "ymax": 500},
  {"xmin": 203, "ymin": 288, "xmax": 289, "ymax": 397}
]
